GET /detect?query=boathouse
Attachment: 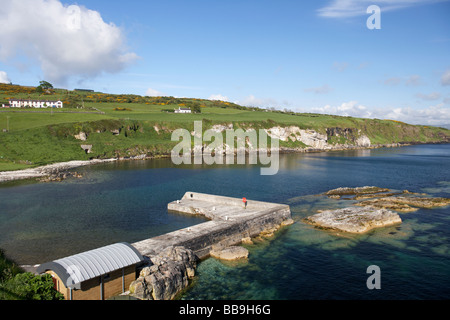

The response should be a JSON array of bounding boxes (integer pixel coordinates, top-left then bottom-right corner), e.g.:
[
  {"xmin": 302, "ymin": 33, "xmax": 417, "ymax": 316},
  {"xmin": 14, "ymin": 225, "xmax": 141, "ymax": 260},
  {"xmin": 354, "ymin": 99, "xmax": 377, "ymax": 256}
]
[{"xmin": 37, "ymin": 242, "xmax": 145, "ymax": 300}]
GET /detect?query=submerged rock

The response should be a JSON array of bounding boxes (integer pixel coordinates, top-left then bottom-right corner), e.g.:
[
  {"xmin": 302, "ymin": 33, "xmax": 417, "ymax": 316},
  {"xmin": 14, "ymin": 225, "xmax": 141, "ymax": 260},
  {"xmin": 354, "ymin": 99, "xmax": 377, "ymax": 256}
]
[
  {"xmin": 304, "ymin": 206, "xmax": 402, "ymax": 234},
  {"xmin": 356, "ymin": 196, "xmax": 450, "ymax": 212},
  {"xmin": 210, "ymin": 246, "xmax": 249, "ymax": 261}
]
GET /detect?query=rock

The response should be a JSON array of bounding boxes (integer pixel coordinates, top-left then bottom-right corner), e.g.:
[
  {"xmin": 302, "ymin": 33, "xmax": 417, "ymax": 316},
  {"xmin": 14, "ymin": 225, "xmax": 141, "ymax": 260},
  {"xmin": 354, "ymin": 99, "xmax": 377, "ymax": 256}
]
[
  {"xmin": 74, "ymin": 132, "xmax": 87, "ymax": 141},
  {"xmin": 258, "ymin": 226, "xmax": 280, "ymax": 239},
  {"xmin": 355, "ymin": 135, "xmax": 371, "ymax": 147},
  {"xmin": 81, "ymin": 145, "xmax": 93, "ymax": 154},
  {"xmin": 281, "ymin": 218, "xmax": 294, "ymax": 226},
  {"xmin": 325, "ymin": 186, "xmax": 390, "ymax": 197},
  {"xmin": 129, "ymin": 246, "xmax": 198, "ymax": 300},
  {"xmin": 265, "ymin": 126, "xmax": 328, "ymax": 149},
  {"xmin": 210, "ymin": 246, "xmax": 249, "ymax": 260},
  {"xmin": 355, "ymin": 199, "xmax": 417, "ymax": 212},
  {"xmin": 304, "ymin": 206, "xmax": 402, "ymax": 234},
  {"xmin": 241, "ymin": 237, "xmax": 253, "ymax": 245},
  {"xmin": 353, "ymin": 192, "xmax": 400, "ymax": 200},
  {"xmin": 356, "ymin": 196, "xmax": 450, "ymax": 212},
  {"xmin": 36, "ymin": 170, "xmax": 82, "ymax": 183},
  {"xmin": 129, "ymin": 278, "xmax": 151, "ymax": 300},
  {"xmin": 325, "ymin": 185, "xmax": 450, "ymax": 213}
]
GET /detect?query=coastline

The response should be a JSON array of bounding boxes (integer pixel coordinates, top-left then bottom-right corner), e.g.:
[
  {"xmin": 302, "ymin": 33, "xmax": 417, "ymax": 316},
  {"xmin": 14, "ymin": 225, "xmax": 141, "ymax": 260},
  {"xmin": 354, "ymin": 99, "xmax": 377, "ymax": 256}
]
[
  {"xmin": 0, "ymin": 141, "xmax": 447, "ymax": 183},
  {"xmin": 0, "ymin": 158, "xmax": 118, "ymax": 183}
]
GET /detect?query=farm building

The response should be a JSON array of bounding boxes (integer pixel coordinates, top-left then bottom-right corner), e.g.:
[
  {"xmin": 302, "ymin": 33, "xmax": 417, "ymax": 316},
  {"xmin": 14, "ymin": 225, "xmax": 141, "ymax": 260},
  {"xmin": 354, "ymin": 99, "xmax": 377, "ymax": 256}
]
[
  {"xmin": 174, "ymin": 107, "xmax": 191, "ymax": 113},
  {"xmin": 37, "ymin": 242, "xmax": 145, "ymax": 300},
  {"xmin": 9, "ymin": 99, "xmax": 63, "ymax": 108}
]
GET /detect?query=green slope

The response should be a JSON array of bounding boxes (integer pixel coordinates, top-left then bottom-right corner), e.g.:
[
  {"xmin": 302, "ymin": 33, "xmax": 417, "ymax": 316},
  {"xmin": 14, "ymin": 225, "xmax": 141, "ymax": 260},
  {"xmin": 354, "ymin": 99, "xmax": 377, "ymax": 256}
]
[{"xmin": 0, "ymin": 84, "xmax": 449, "ymax": 171}]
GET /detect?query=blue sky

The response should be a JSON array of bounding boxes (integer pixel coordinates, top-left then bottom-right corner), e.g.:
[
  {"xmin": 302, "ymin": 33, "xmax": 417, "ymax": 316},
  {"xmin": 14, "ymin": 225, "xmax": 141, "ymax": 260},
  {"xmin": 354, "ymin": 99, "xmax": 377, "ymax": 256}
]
[{"xmin": 0, "ymin": 0, "xmax": 449, "ymax": 125}]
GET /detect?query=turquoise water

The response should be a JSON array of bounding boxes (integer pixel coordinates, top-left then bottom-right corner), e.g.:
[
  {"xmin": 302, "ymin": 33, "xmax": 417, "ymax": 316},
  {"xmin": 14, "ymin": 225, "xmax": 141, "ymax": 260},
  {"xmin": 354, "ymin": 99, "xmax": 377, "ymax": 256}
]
[{"xmin": 0, "ymin": 144, "xmax": 449, "ymax": 299}]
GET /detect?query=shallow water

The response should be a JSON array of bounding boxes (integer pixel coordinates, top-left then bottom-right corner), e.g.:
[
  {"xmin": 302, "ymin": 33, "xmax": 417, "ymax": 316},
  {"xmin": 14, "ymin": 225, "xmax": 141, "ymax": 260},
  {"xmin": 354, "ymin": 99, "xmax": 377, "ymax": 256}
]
[{"xmin": 0, "ymin": 144, "xmax": 449, "ymax": 299}]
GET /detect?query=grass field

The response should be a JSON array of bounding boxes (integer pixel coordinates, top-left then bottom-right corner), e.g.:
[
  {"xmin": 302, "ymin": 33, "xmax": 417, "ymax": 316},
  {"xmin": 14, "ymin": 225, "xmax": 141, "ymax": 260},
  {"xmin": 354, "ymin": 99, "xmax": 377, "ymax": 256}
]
[{"xmin": 0, "ymin": 83, "xmax": 448, "ymax": 171}]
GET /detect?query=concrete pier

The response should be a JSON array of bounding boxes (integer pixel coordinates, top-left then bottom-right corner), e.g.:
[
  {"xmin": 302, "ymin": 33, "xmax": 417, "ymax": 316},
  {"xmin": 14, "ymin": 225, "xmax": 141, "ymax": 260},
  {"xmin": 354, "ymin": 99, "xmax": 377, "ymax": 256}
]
[{"xmin": 132, "ymin": 192, "xmax": 292, "ymax": 259}]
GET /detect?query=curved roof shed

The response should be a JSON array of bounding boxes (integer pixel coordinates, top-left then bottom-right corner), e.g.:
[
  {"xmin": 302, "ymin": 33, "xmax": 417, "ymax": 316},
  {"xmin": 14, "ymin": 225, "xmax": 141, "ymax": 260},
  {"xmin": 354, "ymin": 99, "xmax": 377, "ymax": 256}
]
[{"xmin": 37, "ymin": 242, "xmax": 144, "ymax": 290}]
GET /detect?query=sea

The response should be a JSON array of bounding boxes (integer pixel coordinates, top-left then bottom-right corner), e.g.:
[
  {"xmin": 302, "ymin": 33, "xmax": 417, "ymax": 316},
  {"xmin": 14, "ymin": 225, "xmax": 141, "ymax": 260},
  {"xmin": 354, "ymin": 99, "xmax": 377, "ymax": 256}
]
[{"xmin": 0, "ymin": 144, "xmax": 449, "ymax": 300}]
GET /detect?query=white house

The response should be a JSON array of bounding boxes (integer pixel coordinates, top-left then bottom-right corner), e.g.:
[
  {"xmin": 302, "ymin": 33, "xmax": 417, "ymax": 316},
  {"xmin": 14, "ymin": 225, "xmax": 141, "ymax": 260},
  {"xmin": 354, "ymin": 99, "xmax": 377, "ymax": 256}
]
[
  {"xmin": 9, "ymin": 99, "xmax": 63, "ymax": 109},
  {"xmin": 174, "ymin": 107, "xmax": 191, "ymax": 114}
]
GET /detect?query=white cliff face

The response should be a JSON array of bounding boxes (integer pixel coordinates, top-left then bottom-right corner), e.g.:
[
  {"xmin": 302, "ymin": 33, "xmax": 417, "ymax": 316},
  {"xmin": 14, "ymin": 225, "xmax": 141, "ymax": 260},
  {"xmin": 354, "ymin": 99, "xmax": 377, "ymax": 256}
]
[
  {"xmin": 190, "ymin": 123, "xmax": 371, "ymax": 152},
  {"xmin": 211, "ymin": 123, "xmax": 233, "ymax": 132},
  {"xmin": 265, "ymin": 126, "xmax": 329, "ymax": 149},
  {"xmin": 356, "ymin": 135, "xmax": 371, "ymax": 147}
]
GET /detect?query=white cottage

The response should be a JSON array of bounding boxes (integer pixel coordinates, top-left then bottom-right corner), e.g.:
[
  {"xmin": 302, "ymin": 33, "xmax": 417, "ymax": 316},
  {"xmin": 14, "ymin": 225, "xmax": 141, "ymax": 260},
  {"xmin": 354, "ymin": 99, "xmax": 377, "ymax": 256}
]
[
  {"xmin": 174, "ymin": 107, "xmax": 191, "ymax": 114},
  {"xmin": 9, "ymin": 99, "xmax": 63, "ymax": 108}
]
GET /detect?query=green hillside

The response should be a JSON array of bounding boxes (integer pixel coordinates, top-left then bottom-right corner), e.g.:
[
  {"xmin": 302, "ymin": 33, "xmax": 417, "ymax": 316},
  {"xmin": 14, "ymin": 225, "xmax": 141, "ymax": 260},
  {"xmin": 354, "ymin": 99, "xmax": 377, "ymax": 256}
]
[{"xmin": 0, "ymin": 83, "xmax": 449, "ymax": 171}]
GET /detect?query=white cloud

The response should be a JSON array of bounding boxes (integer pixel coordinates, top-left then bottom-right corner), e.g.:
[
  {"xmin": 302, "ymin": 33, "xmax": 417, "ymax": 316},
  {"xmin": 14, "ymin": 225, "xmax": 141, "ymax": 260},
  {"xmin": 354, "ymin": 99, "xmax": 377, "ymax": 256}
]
[
  {"xmin": 0, "ymin": 0, "xmax": 138, "ymax": 85},
  {"xmin": 145, "ymin": 88, "xmax": 164, "ymax": 97},
  {"xmin": 238, "ymin": 95, "xmax": 279, "ymax": 108},
  {"xmin": 332, "ymin": 62, "xmax": 349, "ymax": 72},
  {"xmin": 304, "ymin": 84, "xmax": 333, "ymax": 94},
  {"xmin": 405, "ymin": 74, "xmax": 422, "ymax": 86},
  {"xmin": 208, "ymin": 94, "xmax": 229, "ymax": 101},
  {"xmin": 441, "ymin": 69, "xmax": 450, "ymax": 86},
  {"xmin": 384, "ymin": 77, "xmax": 402, "ymax": 86},
  {"xmin": 317, "ymin": 0, "xmax": 446, "ymax": 18},
  {"xmin": 306, "ymin": 100, "xmax": 450, "ymax": 126},
  {"xmin": 309, "ymin": 101, "xmax": 373, "ymax": 118},
  {"xmin": 383, "ymin": 75, "xmax": 422, "ymax": 86},
  {"xmin": 0, "ymin": 71, "xmax": 10, "ymax": 84},
  {"xmin": 383, "ymin": 103, "xmax": 450, "ymax": 126},
  {"xmin": 416, "ymin": 92, "xmax": 441, "ymax": 101}
]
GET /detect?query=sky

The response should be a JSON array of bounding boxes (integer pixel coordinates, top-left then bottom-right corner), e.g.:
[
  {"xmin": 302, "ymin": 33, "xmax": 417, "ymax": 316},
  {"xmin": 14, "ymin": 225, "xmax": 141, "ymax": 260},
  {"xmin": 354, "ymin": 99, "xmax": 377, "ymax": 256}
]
[{"xmin": 0, "ymin": 0, "xmax": 449, "ymax": 126}]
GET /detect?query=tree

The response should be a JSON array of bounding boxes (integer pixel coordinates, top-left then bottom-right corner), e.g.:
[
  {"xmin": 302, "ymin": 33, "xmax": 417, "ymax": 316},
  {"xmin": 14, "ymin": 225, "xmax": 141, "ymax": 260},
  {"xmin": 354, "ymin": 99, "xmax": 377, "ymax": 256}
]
[
  {"xmin": 192, "ymin": 105, "xmax": 202, "ymax": 113},
  {"xmin": 39, "ymin": 81, "xmax": 53, "ymax": 90}
]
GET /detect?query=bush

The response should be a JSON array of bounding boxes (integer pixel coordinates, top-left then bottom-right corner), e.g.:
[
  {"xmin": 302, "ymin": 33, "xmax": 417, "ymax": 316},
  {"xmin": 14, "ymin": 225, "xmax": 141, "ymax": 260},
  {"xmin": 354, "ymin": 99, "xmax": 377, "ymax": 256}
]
[
  {"xmin": 0, "ymin": 249, "xmax": 23, "ymax": 283},
  {"xmin": 0, "ymin": 272, "xmax": 64, "ymax": 300},
  {"xmin": 1, "ymin": 249, "xmax": 64, "ymax": 300}
]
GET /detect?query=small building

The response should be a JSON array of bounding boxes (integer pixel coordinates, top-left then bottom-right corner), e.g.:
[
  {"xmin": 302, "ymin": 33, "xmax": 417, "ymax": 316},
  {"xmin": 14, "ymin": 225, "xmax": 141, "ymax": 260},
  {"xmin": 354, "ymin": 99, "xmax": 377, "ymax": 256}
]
[
  {"xmin": 174, "ymin": 107, "xmax": 191, "ymax": 114},
  {"xmin": 36, "ymin": 242, "xmax": 145, "ymax": 300},
  {"xmin": 9, "ymin": 99, "xmax": 63, "ymax": 108},
  {"xmin": 74, "ymin": 89, "xmax": 94, "ymax": 92}
]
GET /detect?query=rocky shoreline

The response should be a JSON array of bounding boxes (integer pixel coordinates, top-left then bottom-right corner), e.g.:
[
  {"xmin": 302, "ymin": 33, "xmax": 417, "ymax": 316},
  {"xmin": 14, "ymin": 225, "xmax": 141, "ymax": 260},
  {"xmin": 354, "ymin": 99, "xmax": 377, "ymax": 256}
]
[
  {"xmin": 0, "ymin": 159, "xmax": 118, "ymax": 183},
  {"xmin": 1, "ymin": 141, "xmax": 438, "ymax": 184}
]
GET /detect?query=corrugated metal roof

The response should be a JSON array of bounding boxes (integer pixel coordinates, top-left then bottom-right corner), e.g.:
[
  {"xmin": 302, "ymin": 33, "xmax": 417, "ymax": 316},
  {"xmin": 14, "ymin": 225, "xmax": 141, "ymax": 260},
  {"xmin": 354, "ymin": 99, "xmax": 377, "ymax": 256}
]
[{"xmin": 37, "ymin": 242, "xmax": 144, "ymax": 289}]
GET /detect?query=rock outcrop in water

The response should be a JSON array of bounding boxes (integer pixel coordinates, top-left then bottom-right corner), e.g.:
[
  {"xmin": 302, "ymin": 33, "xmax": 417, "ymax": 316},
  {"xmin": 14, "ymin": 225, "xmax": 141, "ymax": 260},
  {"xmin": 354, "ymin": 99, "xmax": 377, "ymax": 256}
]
[
  {"xmin": 325, "ymin": 186, "xmax": 390, "ymax": 199},
  {"xmin": 355, "ymin": 195, "xmax": 450, "ymax": 212},
  {"xmin": 304, "ymin": 207, "xmax": 402, "ymax": 234},
  {"xmin": 305, "ymin": 186, "xmax": 450, "ymax": 234}
]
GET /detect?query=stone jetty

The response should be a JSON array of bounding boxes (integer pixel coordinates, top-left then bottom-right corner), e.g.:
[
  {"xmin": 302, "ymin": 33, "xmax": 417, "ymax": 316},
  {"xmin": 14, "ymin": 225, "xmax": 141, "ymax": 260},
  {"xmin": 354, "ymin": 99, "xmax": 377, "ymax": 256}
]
[
  {"xmin": 129, "ymin": 192, "xmax": 293, "ymax": 300},
  {"xmin": 132, "ymin": 192, "xmax": 293, "ymax": 260}
]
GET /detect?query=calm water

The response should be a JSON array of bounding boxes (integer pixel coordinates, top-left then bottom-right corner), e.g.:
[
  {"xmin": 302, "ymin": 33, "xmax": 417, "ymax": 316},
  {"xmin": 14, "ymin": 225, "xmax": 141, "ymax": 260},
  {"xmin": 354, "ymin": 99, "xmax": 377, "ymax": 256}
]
[{"xmin": 0, "ymin": 144, "xmax": 449, "ymax": 299}]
